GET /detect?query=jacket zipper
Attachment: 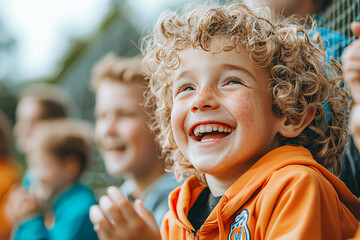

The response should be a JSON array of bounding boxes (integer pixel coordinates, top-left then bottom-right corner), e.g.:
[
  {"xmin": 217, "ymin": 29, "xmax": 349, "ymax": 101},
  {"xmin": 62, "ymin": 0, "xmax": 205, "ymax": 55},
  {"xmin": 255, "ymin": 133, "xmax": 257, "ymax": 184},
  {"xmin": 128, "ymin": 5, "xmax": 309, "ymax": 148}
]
[{"xmin": 192, "ymin": 230, "xmax": 199, "ymax": 240}]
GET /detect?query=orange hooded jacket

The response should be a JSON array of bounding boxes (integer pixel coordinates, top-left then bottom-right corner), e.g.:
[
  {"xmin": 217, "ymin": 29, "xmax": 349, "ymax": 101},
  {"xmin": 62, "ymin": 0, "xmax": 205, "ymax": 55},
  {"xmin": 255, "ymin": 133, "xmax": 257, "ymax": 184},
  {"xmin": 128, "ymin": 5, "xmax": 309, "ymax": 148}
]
[{"xmin": 160, "ymin": 146, "xmax": 360, "ymax": 240}]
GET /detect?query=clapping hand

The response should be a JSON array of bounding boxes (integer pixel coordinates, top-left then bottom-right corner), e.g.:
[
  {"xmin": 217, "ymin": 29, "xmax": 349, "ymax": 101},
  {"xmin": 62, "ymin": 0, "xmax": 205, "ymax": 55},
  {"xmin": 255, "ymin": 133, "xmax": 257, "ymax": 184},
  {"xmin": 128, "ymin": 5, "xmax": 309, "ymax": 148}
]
[{"xmin": 89, "ymin": 186, "xmax": 161, "ymax": 240}]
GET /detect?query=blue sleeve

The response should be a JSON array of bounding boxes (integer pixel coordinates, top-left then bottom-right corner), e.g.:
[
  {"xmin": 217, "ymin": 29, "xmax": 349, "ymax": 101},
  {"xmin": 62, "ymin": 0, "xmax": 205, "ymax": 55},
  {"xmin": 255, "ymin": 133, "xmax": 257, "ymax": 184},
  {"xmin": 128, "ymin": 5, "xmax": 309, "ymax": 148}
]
[
  {"xmin": 13, "ymin": 215, "xmax": 48, "ymax": 240},
  {"xmin": 21, "ymin": 170, "xmax": 31, "ymax": 190},
  {"xmin": 13, "ymin": 183, "xmax": 99, "ymax": 240},
  {"xmin": 151, "ymin": 196, "xmax": 170, "ymax": 227},
  {"xmin": 13, "ymin": 213, "xmax": 98, "ymax": 240},
  {"xmin": 49, "ymin": 210, "xmax": 98, "ymax": 240}
]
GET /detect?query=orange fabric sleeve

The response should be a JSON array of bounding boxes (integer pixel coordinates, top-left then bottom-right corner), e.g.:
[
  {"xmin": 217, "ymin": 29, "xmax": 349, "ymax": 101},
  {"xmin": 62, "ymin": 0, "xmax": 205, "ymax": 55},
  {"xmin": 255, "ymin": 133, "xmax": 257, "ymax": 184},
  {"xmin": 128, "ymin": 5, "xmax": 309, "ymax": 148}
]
[
  {"xmin": 255, "ymin": 165, "xmax": 359, "ymax": 240},
  {"xmin": 160, "ymin": 211, "xmax": 171, "ymax": 240}
]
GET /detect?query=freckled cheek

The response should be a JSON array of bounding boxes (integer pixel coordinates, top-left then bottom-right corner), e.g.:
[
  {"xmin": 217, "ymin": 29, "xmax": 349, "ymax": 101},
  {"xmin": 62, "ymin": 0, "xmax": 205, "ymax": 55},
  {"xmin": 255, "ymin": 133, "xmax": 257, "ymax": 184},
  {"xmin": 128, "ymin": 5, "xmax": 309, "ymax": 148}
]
[
  {"xmin": 227, "ymin": 95, "xmax": 256, "ymax": 129},
  {"xmin": 171, "ymin": 103, "xmax": 188, "ymax": 142},
  {"xmin": 173, "ymin": 97, "xmax": 189, "ymax": 107}
]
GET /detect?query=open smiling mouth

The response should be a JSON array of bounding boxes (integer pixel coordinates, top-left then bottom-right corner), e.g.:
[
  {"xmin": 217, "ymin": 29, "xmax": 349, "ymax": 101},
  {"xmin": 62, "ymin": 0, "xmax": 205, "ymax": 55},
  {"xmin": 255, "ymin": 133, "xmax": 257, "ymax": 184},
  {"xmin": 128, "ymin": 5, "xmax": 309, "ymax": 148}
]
[
  {"xmin": 102, "ymin": 143, "xmax": 127, "ymax": 152},
  {"xmin": 191, "ymin": 123, "xmax": 233, "ymax": 142}
]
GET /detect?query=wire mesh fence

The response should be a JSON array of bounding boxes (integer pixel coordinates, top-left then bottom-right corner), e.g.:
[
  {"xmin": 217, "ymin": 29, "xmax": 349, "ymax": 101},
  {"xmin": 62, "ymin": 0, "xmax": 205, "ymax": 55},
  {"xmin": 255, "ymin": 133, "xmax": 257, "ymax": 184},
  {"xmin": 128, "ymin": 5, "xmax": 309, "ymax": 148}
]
[{"xmin": 321, "ymin": 0, "xmax": 360, "ymax": 40}]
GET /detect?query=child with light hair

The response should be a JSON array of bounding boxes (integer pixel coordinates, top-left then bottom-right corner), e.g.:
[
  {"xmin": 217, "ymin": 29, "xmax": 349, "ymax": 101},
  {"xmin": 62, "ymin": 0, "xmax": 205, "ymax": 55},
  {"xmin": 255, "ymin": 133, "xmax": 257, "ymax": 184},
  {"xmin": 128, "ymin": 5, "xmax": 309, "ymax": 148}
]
[
  {"xmin": 8, "ymin": 119, "xmax": 98, "ymax": 240},
  {"xmin": 90, "ymin": 3, "xmax": 360, "ymax": 239},
  {"xmin": 12, "ymin": 83, "xmax": 73, "ymax": 193},
  {"xmin": 89, "ymin": 54, "xmax": 180, "ymax": 236}
]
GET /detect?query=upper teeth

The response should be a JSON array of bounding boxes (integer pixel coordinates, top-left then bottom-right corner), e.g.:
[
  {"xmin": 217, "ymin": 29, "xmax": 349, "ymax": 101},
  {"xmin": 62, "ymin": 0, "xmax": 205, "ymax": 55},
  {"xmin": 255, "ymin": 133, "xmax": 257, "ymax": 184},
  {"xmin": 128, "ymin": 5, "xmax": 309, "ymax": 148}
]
[{"xmin": 193, "ymin": 125, "xmax": 232, "ymax": 136}]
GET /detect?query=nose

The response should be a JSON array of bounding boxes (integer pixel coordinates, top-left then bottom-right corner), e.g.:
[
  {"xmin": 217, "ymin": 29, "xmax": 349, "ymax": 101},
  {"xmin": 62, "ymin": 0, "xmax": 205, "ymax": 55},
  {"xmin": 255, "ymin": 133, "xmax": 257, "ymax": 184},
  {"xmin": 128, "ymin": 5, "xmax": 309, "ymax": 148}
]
[
  {"xmin": 104, "ymin": 116, "xmax": 118, "ymax": 136},
  {"xmin": 190, "ymin": 88, "xmax": 219, "ymax": 112}
]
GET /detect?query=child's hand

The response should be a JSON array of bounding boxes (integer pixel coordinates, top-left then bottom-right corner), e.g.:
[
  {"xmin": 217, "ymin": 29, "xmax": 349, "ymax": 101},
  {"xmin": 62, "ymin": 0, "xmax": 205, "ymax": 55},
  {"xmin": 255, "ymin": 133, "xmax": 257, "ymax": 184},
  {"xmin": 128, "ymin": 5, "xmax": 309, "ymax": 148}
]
[
  {"xmin": 343, "ymin": 22, "xmax": 360, "ymax": 152},
  {"xmin": 350, "ymin": 104, "xmax": 360, "ymax": 151},
  {"xmin": 342, "ymin": 22, "xmax": 360, "ymax": 103},
  {"xmin": 89, "ymin": 186, "xmax": 161, "ymax": 240},
  {"xmin": 5, "ymin": 187, "xmax": 44, "ymax": 224}
]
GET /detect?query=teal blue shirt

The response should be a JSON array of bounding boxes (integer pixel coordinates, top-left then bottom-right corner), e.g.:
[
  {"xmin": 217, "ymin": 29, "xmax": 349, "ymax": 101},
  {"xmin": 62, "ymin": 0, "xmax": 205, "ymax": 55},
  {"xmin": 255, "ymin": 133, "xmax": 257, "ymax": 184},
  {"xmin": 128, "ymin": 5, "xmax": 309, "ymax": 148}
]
[{"xmin": 13, "ymin": 182, "xmax": 98, "ymax": 240}]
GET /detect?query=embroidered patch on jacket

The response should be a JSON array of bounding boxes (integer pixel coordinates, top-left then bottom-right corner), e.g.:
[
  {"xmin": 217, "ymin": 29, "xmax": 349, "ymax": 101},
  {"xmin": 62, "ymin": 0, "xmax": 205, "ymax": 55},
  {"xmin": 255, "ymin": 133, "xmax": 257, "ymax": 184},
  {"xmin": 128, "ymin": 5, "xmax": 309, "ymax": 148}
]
[{"xmin": 228, "ymin": 209, "xmax": 251, "ymax": 240}]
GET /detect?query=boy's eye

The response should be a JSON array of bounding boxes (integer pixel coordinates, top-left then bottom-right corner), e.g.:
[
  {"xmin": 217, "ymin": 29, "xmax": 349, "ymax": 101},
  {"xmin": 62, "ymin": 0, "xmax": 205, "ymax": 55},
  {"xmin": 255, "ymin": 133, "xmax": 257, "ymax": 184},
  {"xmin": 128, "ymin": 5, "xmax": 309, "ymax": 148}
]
[
  {"xmin": 177, "ymin": 84, "xmax": 195, "ymax": 95},
  {"xmin": 184, "ymin": 86, "xmax": 194, "ymax": 91},
  {"xmin": 119, "ymin": 111, "xmax": 137, "ymax": 118},
  {"xmin": 227, "ymin": 80, "xmax": 238, "ymax": 85},
  {"xmin": 224, "ymin": 77, "xmax": 245, "ymax": 86}
]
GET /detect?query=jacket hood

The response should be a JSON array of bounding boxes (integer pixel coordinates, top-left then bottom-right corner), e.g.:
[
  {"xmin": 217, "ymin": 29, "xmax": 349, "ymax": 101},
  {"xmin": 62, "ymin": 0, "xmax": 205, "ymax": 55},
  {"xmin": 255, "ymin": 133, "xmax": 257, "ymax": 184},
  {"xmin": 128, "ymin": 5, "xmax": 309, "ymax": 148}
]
[{"xmin": 168, "ymin": 145, "xmax": 360, "ymax": 233}]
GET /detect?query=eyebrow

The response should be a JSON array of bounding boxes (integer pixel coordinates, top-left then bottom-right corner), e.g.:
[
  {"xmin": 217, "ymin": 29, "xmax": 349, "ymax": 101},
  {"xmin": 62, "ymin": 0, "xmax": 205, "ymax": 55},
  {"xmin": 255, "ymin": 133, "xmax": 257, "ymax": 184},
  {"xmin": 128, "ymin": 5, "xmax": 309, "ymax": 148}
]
[
  {"xmin": 222, "ymin": 63, "xmax": 257, "ymax": 81},
  {"xmin": 173, "ymin": 70, "xmax": 191, "ymax": 84},
  {"xmin": 173, "ymin": 62, "xmax": 258, "ymax": 83}
]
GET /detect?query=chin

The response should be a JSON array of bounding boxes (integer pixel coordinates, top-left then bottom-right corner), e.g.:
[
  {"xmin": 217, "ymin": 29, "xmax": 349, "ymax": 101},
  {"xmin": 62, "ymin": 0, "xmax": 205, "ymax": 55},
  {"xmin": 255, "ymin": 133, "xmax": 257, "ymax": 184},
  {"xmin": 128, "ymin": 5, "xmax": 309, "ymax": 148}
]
[
  {"xmin": 33, "ymin": 185, "xmax": 54, "ymax": 200},
  {"xmin": 192, "ymin": 151, "xmax": 221, "ymax": 162},
  {"xmin": 105, "ymin": 165, "xmax": 124, "ymax": 177},
  {"xmin": 104, "ymin": 158, "xmax": 132, "ymax": 176},
  {"xmin": 190, "ymin": 157, "xmax": 221, "ymax": 173}
]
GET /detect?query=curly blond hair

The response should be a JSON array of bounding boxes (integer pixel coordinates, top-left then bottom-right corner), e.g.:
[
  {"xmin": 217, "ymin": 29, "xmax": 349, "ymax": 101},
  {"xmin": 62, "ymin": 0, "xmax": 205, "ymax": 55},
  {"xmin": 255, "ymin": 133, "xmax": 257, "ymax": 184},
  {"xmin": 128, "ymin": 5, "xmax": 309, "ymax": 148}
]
[
  {"xmin": 143, "ymin": 3, "xmax": 351, "ymax": 182},
  {"xmin": 91, "ymin": 53, "xmax": 146, "ymax": 90}
]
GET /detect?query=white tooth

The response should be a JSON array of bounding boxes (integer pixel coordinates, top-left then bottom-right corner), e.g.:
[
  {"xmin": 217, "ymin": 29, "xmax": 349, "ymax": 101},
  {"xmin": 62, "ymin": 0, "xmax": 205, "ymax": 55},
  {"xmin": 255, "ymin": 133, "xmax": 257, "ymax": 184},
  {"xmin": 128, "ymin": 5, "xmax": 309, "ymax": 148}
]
[
  {"xmin": 201, "ymin": 138, "xmax": 214, "ymax": 142},
  {"xmin": 218, "ymin": 127, "xmax": 224, "ymax": 132},
  {"xmin": 206, "ymin": 126, "xmax": 212, "ymax": 132},
  {"xmin": 194, "ymin": 128, "xmax": 198, "ymax": 135},
  {"xmin": 224, "ymin": 128, "xmax": 228, "ymax": 132},
  {"xmin": 213, "ymin": 126, "xmax": 217, "ymax": 131},
  {"xmin": 200, "ymin": 127, "xmax": 205, "ymax": 133},
  {"xmin": 228, "ymin": 128, "xmax": 232, "ymax": 133}
]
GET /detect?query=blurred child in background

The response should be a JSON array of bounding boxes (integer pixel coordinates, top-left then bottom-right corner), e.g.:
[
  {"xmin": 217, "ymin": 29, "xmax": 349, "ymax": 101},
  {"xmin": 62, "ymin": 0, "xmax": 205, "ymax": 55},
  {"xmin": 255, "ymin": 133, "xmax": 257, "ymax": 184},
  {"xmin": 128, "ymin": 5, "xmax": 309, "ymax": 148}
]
[
  {"xmin": 89, "ymin": 54, "xmax": 180, "ymax": 235},
  {"xmin": 342, "ymin": 22, "xmax": 360, "ymax": 196},
  {"xmin": 13, "ymin": 83, "xmax": 71, "ymax": 188},
  {"xmin": 8, "ymin": 119, "xmax": 98, "ymax": 240},
  {"xmin": 342, "ymin": 21, "xmax": 360, "ymax": 240},
  {"xmin": 14, "ymin": 83, "xmax": 70, "ymax": 154},
  {"xmin": 0, "ymin": 111, "xmax": 20, "ymax": 240}
]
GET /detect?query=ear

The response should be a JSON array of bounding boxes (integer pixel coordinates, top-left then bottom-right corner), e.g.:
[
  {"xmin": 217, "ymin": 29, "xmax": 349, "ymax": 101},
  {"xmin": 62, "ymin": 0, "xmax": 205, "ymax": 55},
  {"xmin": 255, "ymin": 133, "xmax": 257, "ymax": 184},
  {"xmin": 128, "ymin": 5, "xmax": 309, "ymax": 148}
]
[
  {"xmin": 279, "ymin": 106, "xmax": 316, "ymax": 138},
  {"xmin": 64, "ymin": 156, "xmax": 81, "ymax": 181}
]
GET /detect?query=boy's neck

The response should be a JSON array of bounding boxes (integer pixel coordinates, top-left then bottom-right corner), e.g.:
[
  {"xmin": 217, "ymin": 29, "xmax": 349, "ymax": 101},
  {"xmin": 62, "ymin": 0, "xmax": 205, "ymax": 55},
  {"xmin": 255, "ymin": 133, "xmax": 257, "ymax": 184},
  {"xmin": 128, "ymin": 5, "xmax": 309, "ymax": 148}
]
[
  {"xmin": 205, "ymin": 159, "xmax": 257, "ymax": 196},
  {"xmin": 205, "ymin": 175, "xmax": 235, "ymax": 197},
  {"xmin": 130, "ymin": 161, "xmax": 165, "ymax": 200}
]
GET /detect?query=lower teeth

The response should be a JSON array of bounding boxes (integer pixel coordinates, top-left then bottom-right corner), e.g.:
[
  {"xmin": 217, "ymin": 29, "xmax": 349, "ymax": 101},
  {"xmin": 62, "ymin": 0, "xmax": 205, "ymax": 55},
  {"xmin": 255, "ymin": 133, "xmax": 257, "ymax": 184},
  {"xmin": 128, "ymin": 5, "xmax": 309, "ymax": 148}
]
[{"xmin": 201, "ymin": 138, "xmax": 215, "ymax": 142}]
